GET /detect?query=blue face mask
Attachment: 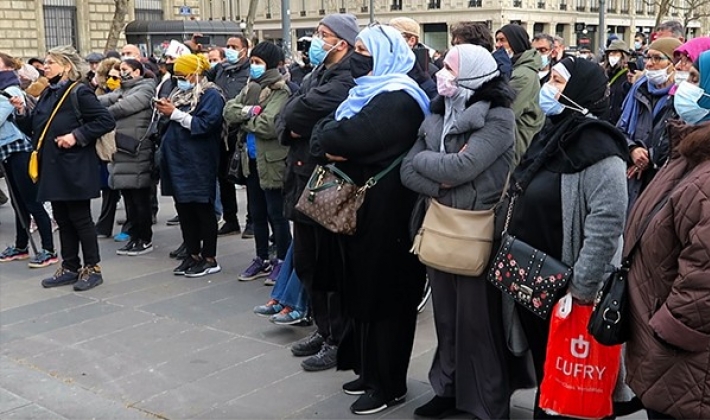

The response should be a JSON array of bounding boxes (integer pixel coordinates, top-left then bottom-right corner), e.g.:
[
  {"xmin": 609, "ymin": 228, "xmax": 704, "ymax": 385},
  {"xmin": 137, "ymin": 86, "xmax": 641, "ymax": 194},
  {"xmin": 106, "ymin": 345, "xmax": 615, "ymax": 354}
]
[
  {"xmin": 540, "ymin": 54, "xmax": 550, "ymax": 69},
  {"xmin": 210, "ymin": 62, "xmax": 218, "ymax": 68},
  {"xmin": 674, "ymin": 81, "xmax": 710, "ymax": 124},
  {"xmin": 539, "ymin": 83, "xmax": 565, "ymax": 115},
  {"xmin": 177, "ymin": 79, "xmax": 194, "ymax": 91},
  {"xmin": 308, "ymin": 37, "xmax": 335, "ymax": 67},
  {"xmin": 250, "ymin": 64, "xmax": 266, "ymax": 80},
  {"xmin": 225, "ymin": 48, "xmax": 240, "ymax": 64}
]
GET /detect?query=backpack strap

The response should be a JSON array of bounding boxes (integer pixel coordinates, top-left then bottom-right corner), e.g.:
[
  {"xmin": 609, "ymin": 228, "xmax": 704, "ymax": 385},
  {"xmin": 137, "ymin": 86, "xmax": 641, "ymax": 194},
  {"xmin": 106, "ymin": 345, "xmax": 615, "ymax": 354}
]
[{"xmin": 69, "ymin": 85, "xmax": 84, "ymax": 125}]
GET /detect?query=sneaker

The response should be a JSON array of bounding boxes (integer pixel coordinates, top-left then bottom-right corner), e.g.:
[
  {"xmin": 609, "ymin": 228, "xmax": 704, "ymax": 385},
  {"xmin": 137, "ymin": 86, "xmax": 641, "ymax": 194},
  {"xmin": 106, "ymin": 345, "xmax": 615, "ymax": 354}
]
[
  {"xmin": 241, "ymin": 223, "xmax": 254, "ymax": 239},
  {"xmin": 301, "ymin": 342, "xmax": 338, "ymax": 372},
  {"xmin": 254, "ymin": 299, "xmax": 283, "ymax": 317},
  {"xmin": 28, "ymin": 249, "xmax": 59, "ymax": 268},
  {"xmin": 96, "ymin": 231, "xmax": 112, "ymax": 239},
  {"xmin": 116, "ymin": 239, "xmax": 137, "ymax": 255},
  {"xmin": 169, "ymin": 243, "xmax": 187, "ymax": 259},
  {"xmin": 41, "ymin": 266, "xmax": 79, "ymax": 288},
  {"xmin": 125, "ymin": 240, "xmax": 154, "ymax": 256},
  {"xmin": 173, "ymin": 256, "xmax": 199, "ymax": 276},
  {"xmin": 0, "ymin": 246, "xmax": 30, "ymax": 262},
  {"xmin": 342, "ymin": 377, "xmax": 368, "ymax": 396},
  {"xmin": 263, "ymin": 259, "xmax": 283, "ymax": 286},
  {"xmin": 413, "ymin": 396, "xmax": 459, "ymax": 418},
  {"xmin": 238, "ymin": 257, "xmax": 271, "ymax": 281},
  {"xmin": 185, "ymin": 258, "xmax": 222, "ymax": 278},
  {"xmin": 217, "ymin": 222, "xmax": 241, "ymax": 236},
  {"xmin": 270, "ymin": 307, "xmax": 307, "ymax": 325},
  {"xmin": 291, "ymin": 330, "xmax": 325, "ymax": 357},
  {"xmin": 350, "ymin": 391, "xmax": 406, "ymax": 415},
  {"xmin": 114, "ymin": 232, "xmax": 130, "ymax": 242},
  {"xmin": 166, "ymin": 215, "xmax": 180, "ymax": 226},
  {"xmin": 73, "ymin": 266, "xmax": 103, "ymax": 291}
]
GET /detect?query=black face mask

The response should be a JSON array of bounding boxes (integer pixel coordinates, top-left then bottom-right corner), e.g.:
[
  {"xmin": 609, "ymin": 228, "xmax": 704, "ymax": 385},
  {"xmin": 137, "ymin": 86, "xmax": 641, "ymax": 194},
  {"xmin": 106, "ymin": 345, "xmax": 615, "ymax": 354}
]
[
  {"xmin": 47, "ymin": 74, "xmax": 62, "ymax": 85},
  {"xmin": 166, "ymin": 63, "xmax": 175, "ymax": 75},
  {"xmin": 350, "ymin": 53, "xmax": 374, "ymax": 79}
]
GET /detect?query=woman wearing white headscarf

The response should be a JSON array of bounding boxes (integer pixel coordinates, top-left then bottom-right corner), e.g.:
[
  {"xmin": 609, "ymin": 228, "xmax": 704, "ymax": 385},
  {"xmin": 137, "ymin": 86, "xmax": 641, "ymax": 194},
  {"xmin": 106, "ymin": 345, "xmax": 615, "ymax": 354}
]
[
  {"xmin": 309, "ymin": 24, "xmax": 430, "ymax": 415},
  {"xmin": 401, "ymin": 44, "xmax": 516, "ymax": 419}
]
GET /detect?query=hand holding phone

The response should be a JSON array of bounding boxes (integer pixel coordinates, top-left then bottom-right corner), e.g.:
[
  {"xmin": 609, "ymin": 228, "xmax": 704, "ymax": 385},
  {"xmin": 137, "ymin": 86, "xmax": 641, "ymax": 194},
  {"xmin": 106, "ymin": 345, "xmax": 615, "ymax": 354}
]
[{"xmin": 627, "ymin": 62, "xmax": 637, "ymax": 72}]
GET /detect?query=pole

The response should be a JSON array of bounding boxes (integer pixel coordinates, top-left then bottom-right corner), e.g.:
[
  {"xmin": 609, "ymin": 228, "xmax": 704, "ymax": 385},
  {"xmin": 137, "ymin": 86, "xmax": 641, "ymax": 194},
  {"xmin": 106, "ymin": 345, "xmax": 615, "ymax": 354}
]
[
  {"xmin": 369, "ymin": 0, "xmax": 374, "ymax": 23},
  {"xmin": 598, "ymin": 0, "xmax": 606, "ymax": 58},
  {"xmin": 282, "ymin": 0, "xmax": 291, "ymax": 58}
]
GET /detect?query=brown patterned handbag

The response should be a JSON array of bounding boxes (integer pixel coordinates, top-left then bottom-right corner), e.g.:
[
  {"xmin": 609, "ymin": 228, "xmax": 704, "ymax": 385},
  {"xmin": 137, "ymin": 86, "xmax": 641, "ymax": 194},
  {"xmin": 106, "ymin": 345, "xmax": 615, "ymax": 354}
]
[{"xmin": 295, "ymin": 154, "xmax": 405, "ymax": 235}]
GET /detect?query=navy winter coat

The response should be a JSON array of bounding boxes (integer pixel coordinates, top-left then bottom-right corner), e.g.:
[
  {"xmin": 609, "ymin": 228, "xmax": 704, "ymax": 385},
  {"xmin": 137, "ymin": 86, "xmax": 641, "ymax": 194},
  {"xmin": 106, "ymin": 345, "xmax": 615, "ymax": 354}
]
[
  {"xmin": 159, "ymin": 88, "xmax": 224, "ymax": 204},
  {"xmin": 16, "ymin": 81, "xmax": 115, "ymax": 202}
]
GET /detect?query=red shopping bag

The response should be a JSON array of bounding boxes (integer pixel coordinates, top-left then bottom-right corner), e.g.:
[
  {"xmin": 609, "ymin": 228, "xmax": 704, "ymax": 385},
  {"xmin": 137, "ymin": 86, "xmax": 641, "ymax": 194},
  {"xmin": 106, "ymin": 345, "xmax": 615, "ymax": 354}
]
[{"xmin": 539, "ymin": 295, "xmax": 621, "ymax": 419}]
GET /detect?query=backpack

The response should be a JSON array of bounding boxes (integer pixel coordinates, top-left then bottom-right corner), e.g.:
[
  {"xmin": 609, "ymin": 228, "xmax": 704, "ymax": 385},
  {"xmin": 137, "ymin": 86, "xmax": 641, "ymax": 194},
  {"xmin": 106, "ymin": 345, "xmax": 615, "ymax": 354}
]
[{"xmin": 69, "ymin": 86, "xmax": 116, "ymax": 162}]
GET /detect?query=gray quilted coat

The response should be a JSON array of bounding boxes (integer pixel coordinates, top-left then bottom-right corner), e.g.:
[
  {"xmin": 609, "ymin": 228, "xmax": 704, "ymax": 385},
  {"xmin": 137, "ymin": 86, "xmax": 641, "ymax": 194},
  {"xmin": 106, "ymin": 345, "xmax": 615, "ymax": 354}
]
[
  {"xmin": 624, "ymin": 122, "xmax": 710, "ymax": 419},
  {"xmin": 99, "ymin": 76, "xmax": 156, "ymax": 190}
]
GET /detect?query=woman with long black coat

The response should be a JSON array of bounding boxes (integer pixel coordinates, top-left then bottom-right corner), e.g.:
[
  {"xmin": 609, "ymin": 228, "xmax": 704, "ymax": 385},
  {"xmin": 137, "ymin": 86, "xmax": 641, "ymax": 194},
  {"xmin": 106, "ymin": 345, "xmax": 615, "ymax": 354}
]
[
  {"xmin": 309, "ymin": 25, "xmax": 430, "ymax": 416},
  {"xmin": 11, "ymin": 46, "xmax": 115, "ymax": 291}
]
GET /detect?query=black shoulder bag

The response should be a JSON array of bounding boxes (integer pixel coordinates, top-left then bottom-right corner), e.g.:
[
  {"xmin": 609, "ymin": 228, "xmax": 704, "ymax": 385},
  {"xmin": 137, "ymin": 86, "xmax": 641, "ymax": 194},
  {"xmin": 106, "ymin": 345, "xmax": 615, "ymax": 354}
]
[{"xmin": 588, "ymin": 173, "xmax": 687, "ymax": 346}]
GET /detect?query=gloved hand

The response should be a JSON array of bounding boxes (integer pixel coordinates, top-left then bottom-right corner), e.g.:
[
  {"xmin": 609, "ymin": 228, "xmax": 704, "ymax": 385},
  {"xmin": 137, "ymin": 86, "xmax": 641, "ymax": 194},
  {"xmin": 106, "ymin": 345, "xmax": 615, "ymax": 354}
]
[{"xmin": 242, "ymin": 105, "xmax": 263, "ymax": 118}]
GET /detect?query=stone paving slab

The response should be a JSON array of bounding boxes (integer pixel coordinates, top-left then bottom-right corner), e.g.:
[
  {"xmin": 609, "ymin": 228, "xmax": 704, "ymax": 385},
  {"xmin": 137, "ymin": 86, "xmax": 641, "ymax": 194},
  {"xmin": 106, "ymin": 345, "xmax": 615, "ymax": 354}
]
[{"xmin": 0, "ymin": 188, "xmax": 648, "ymax": 419}]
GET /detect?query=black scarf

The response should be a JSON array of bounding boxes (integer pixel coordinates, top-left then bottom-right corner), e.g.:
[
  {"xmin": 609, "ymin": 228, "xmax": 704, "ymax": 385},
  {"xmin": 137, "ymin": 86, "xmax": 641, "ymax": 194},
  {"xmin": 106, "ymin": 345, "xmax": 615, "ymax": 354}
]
[
  {"xmin": 0, "ymin": 70, "xmax": 19, "ymax": 91},
  {"xmin": 515, "ymin": 58, "xmax": 628, "ymax": 185}
]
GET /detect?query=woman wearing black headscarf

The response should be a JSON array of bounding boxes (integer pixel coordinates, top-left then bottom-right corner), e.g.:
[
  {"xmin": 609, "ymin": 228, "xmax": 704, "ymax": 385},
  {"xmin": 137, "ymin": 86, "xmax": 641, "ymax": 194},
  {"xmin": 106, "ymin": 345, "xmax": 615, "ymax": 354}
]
[{"xmin": 504, "ymin": 57, "xmax": 630, "ymax": 418}]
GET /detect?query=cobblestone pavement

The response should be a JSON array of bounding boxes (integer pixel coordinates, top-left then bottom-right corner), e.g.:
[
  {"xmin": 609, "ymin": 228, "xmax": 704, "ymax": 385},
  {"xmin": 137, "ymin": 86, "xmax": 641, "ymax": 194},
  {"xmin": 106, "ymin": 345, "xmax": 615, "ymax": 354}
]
[{"xmin": 0, "ymin": 186, "xmax": 646, "ymax": 419}]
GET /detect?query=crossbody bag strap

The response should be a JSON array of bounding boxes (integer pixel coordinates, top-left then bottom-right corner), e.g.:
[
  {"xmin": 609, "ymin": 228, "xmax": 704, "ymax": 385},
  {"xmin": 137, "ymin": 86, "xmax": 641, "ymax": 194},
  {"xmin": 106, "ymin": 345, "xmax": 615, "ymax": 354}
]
[
  {"xmin": 34, "ymin": 81, "xmax": 79, "ymax": 152},
  {"xmin": 361, "ymin": 152, "xmax": 407, "ymax": 190}
]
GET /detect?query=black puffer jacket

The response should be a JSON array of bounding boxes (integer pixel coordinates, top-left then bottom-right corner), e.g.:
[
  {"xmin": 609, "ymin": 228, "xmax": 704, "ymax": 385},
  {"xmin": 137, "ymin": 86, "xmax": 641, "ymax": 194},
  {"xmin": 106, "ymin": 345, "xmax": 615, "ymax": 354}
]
[
  {"xmin": 205, "ymin": 59, "xmax": 250, "ymax": 100},
  {"xmin": 276, "ymin": 51, "xmax": 355, "ymax": 223},
  {"xmin": 99, "ymin": 76, "xmax": 156, "ymax": 190}
]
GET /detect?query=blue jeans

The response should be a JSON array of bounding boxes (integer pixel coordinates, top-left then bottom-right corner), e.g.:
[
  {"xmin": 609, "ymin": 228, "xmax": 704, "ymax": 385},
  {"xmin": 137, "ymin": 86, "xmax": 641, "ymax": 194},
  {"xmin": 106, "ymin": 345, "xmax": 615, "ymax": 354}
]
[{"xmin": 271, "ymin": 244, "xmax": 308, "ymax": 313}]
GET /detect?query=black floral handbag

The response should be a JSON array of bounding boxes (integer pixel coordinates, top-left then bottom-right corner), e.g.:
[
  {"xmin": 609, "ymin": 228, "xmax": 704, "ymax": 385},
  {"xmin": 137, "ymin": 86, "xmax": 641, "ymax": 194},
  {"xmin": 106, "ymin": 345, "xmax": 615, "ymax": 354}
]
[{"xmin": 488, "ymin": 192, "xmax": 573, "ymax": 319}]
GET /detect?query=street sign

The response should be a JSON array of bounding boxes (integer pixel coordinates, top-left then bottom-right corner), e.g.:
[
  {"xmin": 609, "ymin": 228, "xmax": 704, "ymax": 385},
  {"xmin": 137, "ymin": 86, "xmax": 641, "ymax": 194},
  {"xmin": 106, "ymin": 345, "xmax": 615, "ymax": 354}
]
[{"xmin": 179, "ymin": 5, "xmax": 192, "ymax": 16}]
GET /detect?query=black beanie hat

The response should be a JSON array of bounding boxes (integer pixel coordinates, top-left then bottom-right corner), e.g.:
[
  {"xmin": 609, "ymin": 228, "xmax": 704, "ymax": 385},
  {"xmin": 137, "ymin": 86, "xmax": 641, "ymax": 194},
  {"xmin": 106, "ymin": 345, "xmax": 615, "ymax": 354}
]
[
  {"xmin": 250, "ymin": 42, "xmax": 284, "ymax": 70},
  {"xmin": 496, "ymin": 24, "xmax": 531, "ymax": 55}
]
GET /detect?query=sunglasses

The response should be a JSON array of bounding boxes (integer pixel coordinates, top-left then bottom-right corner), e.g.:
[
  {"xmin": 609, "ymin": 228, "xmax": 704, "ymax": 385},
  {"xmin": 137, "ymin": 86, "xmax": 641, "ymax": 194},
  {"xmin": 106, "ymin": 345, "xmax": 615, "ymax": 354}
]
[
  {"xmin": 367, "ymin": 23, "xmax": 394, "ymax": 53},
  {"xmin": 107, "ymin": 75, "xmax": 120, "ymax": 81}
]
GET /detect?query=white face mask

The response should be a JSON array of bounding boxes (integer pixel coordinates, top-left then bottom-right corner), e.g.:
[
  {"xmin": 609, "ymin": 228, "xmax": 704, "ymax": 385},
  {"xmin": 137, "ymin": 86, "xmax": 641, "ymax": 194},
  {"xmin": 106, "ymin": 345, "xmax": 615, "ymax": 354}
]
[
  {"xmin": 675, "ymin": 71, "xmax": 690, "ymax": 85},
  {"xmin": 646, "ymin": 66, "xmax": 671, "ymax": 86},
  {"xmin": 608, "ymin": 56, "xmax": 621, "ymax": 67}
]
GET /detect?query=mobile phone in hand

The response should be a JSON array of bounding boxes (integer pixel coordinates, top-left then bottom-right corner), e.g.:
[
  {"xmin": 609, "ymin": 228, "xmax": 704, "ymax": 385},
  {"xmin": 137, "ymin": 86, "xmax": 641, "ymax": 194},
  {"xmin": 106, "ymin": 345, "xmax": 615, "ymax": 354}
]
[
  {"xmin": 627, "ymin": 62, "xmax": 637, "ymax": 73},
  {"xmin": 0, "ymin": 90, "xmax": 12, "ymax": 99}
]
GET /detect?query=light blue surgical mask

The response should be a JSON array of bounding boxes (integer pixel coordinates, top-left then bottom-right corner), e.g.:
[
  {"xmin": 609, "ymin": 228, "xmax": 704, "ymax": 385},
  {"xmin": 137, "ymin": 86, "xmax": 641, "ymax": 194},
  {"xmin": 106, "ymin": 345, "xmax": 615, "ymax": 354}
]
[
  {"xmin": 250, "ymin": 64, "xmax": 266, "ymax": 80},
  {"xmin": 540, "ymin": 54, "xmax": 550, "ymax": 69},
  {"xmin": 539, "ymin": 83, "xmax": 565, "ymax": 115},
  {"xmin": 308, "ymin": 36, "xmax": 335, "ymax": 67},
  {"xmin": 210, "ymin": 62, "xmax": 218, "ymax": 69},
  {"xmin": 674, "ymin": 81, "xmax": 710, "ymax": 124},
  {"xmin": 225, "ymin": 48, "xmax": 240, "ymax": 64},
  {"xmin": 177, "ymin": 79, "xmax": 194, "ymax": 91}
]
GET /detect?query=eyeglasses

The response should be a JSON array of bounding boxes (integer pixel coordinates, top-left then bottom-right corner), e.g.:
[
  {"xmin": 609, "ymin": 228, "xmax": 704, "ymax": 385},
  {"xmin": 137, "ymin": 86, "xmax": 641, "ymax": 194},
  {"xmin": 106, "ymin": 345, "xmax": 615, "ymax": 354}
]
[
  {"xmin": 643, "ymin": 54, "xmax": 670, "ymax": 64},
  {"xmin": 174, "ymin": 75, "xmax": 187, "ymax": 81},
  {"xmin": 107, "ymin": 75, "xmax": 120, "ymax": 80},
  {"xmin": 314, "ymin": 30, "xmax": 337, "ymax": 40},
  {"xmin": 676, "ymin": 54, "xmax": 691, "ymax": 65},
  {"xmin": 367, "ymin": 23, "xmax": 393, "ymax": 53}
]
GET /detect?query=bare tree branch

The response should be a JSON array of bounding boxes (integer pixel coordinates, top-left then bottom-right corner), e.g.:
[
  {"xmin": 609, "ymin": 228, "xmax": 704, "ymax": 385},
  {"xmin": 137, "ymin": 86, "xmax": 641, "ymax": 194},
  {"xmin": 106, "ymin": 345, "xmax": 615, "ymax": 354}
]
[{"xmin": 105, "ymin": 0, "xmax": 129, "ymax": 53}]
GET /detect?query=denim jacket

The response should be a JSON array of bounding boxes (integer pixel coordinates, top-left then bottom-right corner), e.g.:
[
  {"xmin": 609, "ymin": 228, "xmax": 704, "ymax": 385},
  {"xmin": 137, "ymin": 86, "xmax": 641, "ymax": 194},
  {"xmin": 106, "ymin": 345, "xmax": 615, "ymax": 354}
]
[{"xmin": 0, "ymin": 86, "xmax": 29, "ymax": 147}]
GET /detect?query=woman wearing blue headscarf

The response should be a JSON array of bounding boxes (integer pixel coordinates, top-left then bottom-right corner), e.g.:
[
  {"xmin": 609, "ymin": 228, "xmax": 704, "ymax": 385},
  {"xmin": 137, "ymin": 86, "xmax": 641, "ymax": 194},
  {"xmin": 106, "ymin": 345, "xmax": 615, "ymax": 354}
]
[{"xmin": 309, "ymin": 24, "xmax": 430, "ymax": 415}]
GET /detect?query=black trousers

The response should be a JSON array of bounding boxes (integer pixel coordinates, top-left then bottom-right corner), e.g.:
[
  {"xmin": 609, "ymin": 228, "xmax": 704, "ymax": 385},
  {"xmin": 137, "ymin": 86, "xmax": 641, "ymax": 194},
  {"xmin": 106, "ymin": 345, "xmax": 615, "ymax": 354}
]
[
  {"xmin": 52, "ymin": 200, "xmax": 100, "ymax": 271},
  {"xmin": 123, "ymin": 188, "xmax": 153, "ymax": 242},
  {"xmin": 292, "ymin": 221, "xmax": 344, "ymax": 345},
  {"xmin": 3, "ymin": 151, "xmax": 54, "ymax": 252},
  {"xmin": 347, "ymin": 305, "xmax": 419, "ymax": 400},
  {"xmin": 175, "ymin": 202, "xmax": 217, "ymax": 258},
  {"xmin": 218, "ymin": 138, "xmax": 239, "ymax": 227},
  {"xmin": 646, "ymin": 409, "xmax": 675, "ymax": 420},
  {"xmin": 96, "ymin": 187, "xmax": 120, "ymax": 236}
]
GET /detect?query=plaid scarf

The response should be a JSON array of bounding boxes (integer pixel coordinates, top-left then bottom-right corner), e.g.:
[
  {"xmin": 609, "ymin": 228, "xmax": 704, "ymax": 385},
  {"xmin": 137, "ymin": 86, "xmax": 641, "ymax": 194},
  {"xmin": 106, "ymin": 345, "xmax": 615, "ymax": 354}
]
[{"xmin": 169, "ymin": 77, "xmax": 229, "ymax": 148}]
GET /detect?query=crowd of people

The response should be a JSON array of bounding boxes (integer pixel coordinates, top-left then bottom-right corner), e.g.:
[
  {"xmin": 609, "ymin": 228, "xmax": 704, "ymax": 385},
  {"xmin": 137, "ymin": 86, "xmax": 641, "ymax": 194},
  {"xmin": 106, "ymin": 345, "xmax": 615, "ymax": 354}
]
[{"xmin": 0, "ymin": 15, "xmax": 708, "ymax": 419}]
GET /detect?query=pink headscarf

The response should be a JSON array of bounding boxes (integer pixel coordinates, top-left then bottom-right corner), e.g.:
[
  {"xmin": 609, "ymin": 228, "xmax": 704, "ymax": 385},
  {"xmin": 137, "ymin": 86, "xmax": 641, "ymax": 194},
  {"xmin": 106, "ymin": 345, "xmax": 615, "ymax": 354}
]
[{"xmin": 674, "ymin": 37, "xmax": 710, "ymax": 63}]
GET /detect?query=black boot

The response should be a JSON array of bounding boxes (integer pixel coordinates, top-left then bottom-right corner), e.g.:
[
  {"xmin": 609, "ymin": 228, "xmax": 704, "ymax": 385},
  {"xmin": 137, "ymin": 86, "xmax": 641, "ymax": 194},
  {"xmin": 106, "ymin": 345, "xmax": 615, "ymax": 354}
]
[{"xmin": 413, "ymin": 395, "xmax": 460, "ymax": 418}]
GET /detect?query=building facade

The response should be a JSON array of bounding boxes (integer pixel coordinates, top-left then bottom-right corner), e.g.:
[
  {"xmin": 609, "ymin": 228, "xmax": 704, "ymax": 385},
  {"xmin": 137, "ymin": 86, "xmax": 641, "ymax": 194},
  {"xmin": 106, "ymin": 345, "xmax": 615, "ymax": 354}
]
[{"xmin": 0, "ymin": 0, "xmax": 706, "ymax": 59}]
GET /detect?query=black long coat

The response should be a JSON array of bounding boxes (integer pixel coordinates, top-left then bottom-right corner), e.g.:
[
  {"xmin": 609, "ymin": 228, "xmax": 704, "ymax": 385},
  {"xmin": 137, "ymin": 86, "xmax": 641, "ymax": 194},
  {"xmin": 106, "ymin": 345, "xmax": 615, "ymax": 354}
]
[
  {"xmin": 310, "ymin": 90, "xmax": 426, "ymax": 321},
  {"xmin": 16, "ymin": 81, "xmax": 115, "ymax": 202}
]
